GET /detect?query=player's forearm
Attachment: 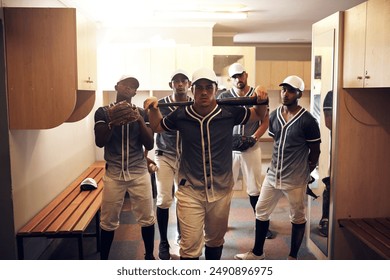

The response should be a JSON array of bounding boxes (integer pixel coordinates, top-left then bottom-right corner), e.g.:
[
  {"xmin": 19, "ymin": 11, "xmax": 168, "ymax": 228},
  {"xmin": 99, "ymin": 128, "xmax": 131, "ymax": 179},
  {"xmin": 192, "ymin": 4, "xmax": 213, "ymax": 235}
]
[
  {"xmin": 252, "ymin": 111, "xmax": 269, "ymax": 140},
  {"xmin": 138, "ymin": 118, "xmax": 154, "ymax": 150},
  {"xmin": 250, "ymin": 104, "xmax": 267, "ymax": 123},
  {"xmin": 148, "ymin": 107, "xmax": 164, "ymax": 133}
]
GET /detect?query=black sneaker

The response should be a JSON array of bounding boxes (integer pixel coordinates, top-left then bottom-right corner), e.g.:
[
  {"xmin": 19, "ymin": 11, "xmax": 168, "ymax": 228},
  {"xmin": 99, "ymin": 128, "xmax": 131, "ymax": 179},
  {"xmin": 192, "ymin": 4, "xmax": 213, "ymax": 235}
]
[
  {"xmin": 158, "ymin": 241, "xmax": 171, "ymax": 260},
  {"xmin": 144, "ymin": 254, "xmax": 156, "ymax": 260},
  {"xmin": 266, "ymin": 229, "xmax": 274, "ymax": 239},
  {"xmin": 318, "ymin": 219, "xmax": 328, "ymax": 237}
]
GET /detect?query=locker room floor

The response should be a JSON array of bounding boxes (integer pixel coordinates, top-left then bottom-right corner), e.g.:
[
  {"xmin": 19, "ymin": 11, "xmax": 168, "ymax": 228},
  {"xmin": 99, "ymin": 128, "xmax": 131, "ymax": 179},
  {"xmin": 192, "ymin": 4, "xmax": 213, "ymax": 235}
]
[{"xmin": 42, "ymin": 194, "xmax": 317, "ymax": 260}]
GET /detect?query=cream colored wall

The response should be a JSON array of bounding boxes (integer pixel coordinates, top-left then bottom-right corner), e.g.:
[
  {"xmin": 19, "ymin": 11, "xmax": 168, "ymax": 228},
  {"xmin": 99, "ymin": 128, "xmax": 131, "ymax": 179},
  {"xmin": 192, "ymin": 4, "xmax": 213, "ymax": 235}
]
[{"xmin": 10, "ymin": 118, "xmax": 96, "ymax": 230}]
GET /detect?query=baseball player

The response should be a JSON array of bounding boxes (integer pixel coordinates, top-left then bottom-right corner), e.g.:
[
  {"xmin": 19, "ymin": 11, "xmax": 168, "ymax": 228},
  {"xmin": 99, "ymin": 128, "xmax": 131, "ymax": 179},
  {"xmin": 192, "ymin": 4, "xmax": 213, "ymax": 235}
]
[
  {"xmin": 235, "ymin": 75, "xmax": 321, "ymax": 260},
  {"xmin": 144, "ymin": 68, "xmax": 268, "ymax": 260},
  {"xmin": 318, "ymin": 90, "xmax": 333, "ymax": 237},
  {"xmin": 150, "ymin": 69, "xmax": 193, "ymax": 260},
  {"xmin": 94, "ymin": 75, "xmax": 156, "ymax": 260},
  {"xmin": 218, "ymin": 63, "xmax": 273, "ymax": 239}
]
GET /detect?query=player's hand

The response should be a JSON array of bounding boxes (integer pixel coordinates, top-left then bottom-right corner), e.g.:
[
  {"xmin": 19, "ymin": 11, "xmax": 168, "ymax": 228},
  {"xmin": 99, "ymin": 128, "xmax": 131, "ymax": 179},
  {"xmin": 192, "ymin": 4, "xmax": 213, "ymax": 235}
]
[
  {"xmin": 144, "ymin": 96, "xmax": 158, "ymax": 110},
  {"xmin": 254, "ymin": 86, "xmax": 268, "ymax": 102},
  {"xmin": 104, "ymin": 101, "xmax": 140, "ymax": 128}
]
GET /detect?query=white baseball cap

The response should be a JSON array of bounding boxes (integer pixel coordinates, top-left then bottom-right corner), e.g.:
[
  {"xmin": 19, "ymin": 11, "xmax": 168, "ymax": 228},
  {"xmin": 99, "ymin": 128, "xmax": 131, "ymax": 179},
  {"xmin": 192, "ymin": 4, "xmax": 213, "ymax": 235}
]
[
  {"xmin": 228, "ymin": 63, "xmax": 245, "ymax": 77},
  {"xmin": 170, "ymin": 69, "xmax": 190, "ymax": 81},
  {"xmin": 279, "ymin": 75, "xmax": 305, "ymax": 92},
  {"xmin": 80, "ymin": 178, "xmax": 97, "ymax": 191},
  {"xmin": 192, "ymin": 68, "xmax": 218, "ymax": 85},
  {"xmin": 118, "ymin": 75, "xmax": 139, "ymax": 89}
]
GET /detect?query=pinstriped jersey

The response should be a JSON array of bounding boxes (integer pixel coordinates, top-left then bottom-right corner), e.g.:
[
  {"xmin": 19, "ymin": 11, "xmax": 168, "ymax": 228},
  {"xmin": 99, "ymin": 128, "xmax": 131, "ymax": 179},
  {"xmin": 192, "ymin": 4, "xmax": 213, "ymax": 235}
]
[
  {"xmin": 161, "ymin": 104, "xmax": 250, "ymax": 202},
  {"xmin": 218, "ymin": 87, "xmax": 261, "ymax": 136},
  {"xmin": 156, "ymin": 95, "xmax": 193, "ymax": 157},
  {"xmin": 267, "ymin": 106, "xmax": 321, "ymax": 189},
  {"xmin": 94, "ymin": 104, "xmax": 149, "ymax": 181}
]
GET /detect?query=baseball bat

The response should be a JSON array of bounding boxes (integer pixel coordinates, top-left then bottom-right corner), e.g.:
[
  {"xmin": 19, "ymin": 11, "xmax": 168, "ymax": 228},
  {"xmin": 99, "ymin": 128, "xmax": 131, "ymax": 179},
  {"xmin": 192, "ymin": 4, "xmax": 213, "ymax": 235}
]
[{"xmin": 157, "ymin": 96, "xmax": 268, "ymax": 107}]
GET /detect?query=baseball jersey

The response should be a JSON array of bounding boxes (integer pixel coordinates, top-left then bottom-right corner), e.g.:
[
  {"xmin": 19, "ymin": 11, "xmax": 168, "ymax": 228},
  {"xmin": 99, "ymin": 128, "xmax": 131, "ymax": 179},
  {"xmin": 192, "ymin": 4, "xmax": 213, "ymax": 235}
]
[
  {"xmin": 218, "ymin": 87, "xmax": 261, "ymax": 136},
  {"xmin": 156, "ymin": 95, "xmax": 193, "ymax": 157},
  {"xmin": 94, "ymin": 103, "xmax": 149, "ymax": 180},
  {"xmin": 161, "ymin": 104, "xmax": 251, "ymax": 202},
  {"xmin": 267, "ymin": 106, "xmax": 321, "ymax": 189}
]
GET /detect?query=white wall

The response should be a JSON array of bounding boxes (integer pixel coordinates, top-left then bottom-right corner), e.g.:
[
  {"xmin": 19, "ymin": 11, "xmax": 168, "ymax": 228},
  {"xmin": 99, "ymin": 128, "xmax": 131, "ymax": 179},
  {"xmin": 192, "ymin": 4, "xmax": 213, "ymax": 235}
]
[{"xmin": 10, "ymin": 119, "xmax": 96, "ymax": 230}]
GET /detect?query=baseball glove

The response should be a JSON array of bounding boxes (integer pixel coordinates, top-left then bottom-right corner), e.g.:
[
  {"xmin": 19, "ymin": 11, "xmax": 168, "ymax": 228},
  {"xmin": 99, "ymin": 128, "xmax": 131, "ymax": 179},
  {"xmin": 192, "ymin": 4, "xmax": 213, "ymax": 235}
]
[
  {"xmin": 104, "ymin": 101, "xmax": 140, "ymax": 128},
  {"xmin": 232, "ymin": 134, "xmax": 257, "ymax": 151}
]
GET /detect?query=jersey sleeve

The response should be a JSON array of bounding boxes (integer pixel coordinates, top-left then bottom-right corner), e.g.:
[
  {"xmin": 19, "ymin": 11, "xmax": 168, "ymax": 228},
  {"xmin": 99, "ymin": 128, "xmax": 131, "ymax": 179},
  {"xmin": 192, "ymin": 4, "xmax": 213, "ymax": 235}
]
[
  {"xmin": 94, "ymin": 107, "xmax": 108, "ymax": 126},
  {"xmin": 161, "ymin": 108, "xmax": 179, "ymax": 132},
  {"xmin": 304, "ymin": 114, "xmax": 321, "ymax": 143}
]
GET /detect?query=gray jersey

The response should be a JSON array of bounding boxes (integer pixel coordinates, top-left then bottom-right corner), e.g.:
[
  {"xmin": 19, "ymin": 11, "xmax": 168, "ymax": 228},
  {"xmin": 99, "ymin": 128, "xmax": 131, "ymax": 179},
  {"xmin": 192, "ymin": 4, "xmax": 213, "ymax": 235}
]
[
  {"xmin": 218, "ymin": 87, "xmax": 260, "ymax": 136},
  {"xmin": 94, "ymin": 104, "xmax": 148, "ymax": 180},
  {"xmin": 267, "ymin": 106, "xmax": 321, "ymax": 189},
  {"xmin": 156, "ymin": 95, "xmax": 193, "ymax": 157},
  {"xmin": 161, "ymin": 104, "xmax": 250, "ymax": 202}
]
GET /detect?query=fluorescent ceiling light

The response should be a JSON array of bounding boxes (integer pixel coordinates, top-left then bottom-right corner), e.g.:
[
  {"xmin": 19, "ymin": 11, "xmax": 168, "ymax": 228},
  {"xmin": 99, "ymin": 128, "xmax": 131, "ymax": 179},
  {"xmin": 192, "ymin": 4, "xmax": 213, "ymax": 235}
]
[{"xmin": 154, "ymin": 11, "xmax": 247, "ymax": 20}]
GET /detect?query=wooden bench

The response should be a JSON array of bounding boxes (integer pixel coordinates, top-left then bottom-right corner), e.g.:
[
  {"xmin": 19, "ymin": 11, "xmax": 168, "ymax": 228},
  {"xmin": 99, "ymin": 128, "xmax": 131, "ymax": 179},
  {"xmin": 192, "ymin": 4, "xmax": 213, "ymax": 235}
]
[
  {"xmin": 338, "ymin": 217, "xmax": 390, "ymax": 259},
  {"xmin": 16, "ymin": 161, "xmax": 105, "ymax": 260}
]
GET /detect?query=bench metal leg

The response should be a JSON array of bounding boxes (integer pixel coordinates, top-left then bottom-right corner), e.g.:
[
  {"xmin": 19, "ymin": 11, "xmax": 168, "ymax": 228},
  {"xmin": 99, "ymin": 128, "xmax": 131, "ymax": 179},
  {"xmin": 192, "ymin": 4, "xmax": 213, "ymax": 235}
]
[
  {"xmin": 96, "ymin": 211, "xmax": 101, "ymax": 252},
  {"xmin": 16, "ymin": 236, "xmax": 24, "ymax": 260},
  {"xmin": 78, "ymin": 235, "xmax": 84, "ymax": 260}
]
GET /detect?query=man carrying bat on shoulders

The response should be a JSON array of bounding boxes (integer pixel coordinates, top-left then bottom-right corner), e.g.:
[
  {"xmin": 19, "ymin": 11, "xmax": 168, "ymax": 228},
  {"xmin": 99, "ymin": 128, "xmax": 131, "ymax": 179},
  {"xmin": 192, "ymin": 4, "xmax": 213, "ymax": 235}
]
[
  {"xmin": 144, "ymin": 68, "xmax": 268, "ymax": 260},
  {"xmin": 94, "ymin": 75, "xmax": 156, "ymax": 260}
]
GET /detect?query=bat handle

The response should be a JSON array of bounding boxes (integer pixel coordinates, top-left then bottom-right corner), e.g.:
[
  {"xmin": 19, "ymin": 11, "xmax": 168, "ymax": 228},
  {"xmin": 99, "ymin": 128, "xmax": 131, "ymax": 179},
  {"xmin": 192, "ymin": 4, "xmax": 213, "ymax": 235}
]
[
  {"xmin": 157, "ymin": 101, "xmax": 194, "ymax": 107},
  {"xmin": 217, "ymin": 97, "xmax": 269, "ymax": 106}
]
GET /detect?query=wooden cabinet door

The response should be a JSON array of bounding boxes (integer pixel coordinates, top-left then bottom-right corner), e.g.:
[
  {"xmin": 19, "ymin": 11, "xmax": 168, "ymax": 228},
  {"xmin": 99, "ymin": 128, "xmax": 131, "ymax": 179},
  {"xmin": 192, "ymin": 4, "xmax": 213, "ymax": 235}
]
[
  {"xmin": 364, "ymin": 0, "xmax": 390, "ymax": 87},
  {"xmin": 270, "ymin": 61, "xmax": 287, "ymax": 90},
  {"xmin": 303, "ymin": 61, "xmax": 311, "ymax": 90},
  {"xmin": 343, "ymin": 2, "xmax": 366, "ymax": 88},
  {"xmin": 256, "ymin": 61, "xmax": 271, "ymax": 89},
  {"xmin": 4, "ymin": 8, "xmax": 77, "ymax": 129}
]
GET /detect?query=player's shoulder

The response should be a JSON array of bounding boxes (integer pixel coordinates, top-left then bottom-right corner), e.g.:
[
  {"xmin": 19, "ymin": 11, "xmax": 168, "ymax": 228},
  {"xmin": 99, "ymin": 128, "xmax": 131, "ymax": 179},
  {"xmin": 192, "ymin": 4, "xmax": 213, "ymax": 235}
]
[{"xmin": 217, "ymin": 89, "xmax": 234, "ymax": 99}]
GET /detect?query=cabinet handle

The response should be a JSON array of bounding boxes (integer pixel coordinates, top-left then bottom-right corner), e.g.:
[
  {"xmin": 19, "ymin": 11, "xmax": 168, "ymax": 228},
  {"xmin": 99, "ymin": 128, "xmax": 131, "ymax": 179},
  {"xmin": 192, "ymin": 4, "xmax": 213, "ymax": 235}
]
[
  {"xmin": 357, "ymin": 76, "xmax": 363, "ymax": 80},
  {"xmin": 86, "ymin": 77, "xmax": 94, "ymax": 83},
  {"xmin": 364, "ymin": 75, "xmax": 370, "ymax": 79}
]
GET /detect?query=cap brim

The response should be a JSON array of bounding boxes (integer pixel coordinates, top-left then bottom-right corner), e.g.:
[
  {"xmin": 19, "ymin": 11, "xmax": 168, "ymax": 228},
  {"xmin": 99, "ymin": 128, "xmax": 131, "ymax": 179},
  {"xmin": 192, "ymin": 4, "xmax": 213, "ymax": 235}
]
[{"xmin": 279, "ymin": 82, "xmax": 298, "ymax": 89}]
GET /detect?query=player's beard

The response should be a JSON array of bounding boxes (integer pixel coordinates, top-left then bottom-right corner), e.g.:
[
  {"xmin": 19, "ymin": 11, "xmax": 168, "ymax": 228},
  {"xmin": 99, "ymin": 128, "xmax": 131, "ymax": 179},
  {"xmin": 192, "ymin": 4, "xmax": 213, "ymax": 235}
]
[{"xmin": 236, "ymin": 82, "xmax": 245, "ymax": 90}]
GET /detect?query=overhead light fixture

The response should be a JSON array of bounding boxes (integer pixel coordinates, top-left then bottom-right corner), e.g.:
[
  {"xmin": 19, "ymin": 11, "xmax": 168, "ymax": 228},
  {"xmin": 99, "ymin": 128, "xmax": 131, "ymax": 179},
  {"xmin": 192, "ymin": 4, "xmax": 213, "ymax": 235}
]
[{"xmin": 154, "ymin": 11, "xmax": 247, "ymax": 20}]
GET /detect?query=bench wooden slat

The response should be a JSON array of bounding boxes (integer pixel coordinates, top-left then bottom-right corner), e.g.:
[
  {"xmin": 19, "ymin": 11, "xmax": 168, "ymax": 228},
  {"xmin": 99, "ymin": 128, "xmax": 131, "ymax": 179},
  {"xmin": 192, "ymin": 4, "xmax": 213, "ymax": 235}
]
[
  {"xmin": 362, "ymin": 219, "xmax": 390, "ymax": 247},
  {"xmin": 339, "ymin": 218, "xmax": 390, "ymax": 259},
  {"xmin": 33, "ymin": 186, "xmax": 82, "ymax": 233},
  {"xmin": 45, "ymin": 191, "xmax": 90, "ymax": 233},
  {"xmin": 50, "ymin": 167, "xmax": 104, "ymax": 233},
  {"xmin": 73, "ymin": 192, "xmax": 102, "ymax": 232},
  {"xmin": 354, "ymin": 219, "xmax": 390, "ymax": 250},
  {"xmin": 72, "ymin": 172, "xmax": 104, "ymax": 232},
  {"xmin": 17, "ymin": 166, "xmax": 99, "ymax": 235},
  {"xmin": 59, "ymin": 169, "xmax": 105, "ymax": 232}
]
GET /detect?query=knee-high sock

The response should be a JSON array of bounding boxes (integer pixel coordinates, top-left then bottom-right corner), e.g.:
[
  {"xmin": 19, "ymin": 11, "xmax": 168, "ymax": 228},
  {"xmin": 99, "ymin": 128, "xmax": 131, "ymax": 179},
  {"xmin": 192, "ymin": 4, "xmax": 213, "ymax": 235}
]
[
  {"xmin": 141, "ymin": 224, "xmax": 155, "ymax": 256},
  {"xmin": 205, "ymin": 245, "xmax": 223, "ymax": 260},
  {"xmin": 252, "ymin": 219, "xmax": 269, "ymax": 256},
  {"xmin": 321, "ymin": 186, "xmax": 330, "ymax": 220},
  {"xmin": 157, "ymin": 207, "xmax": 169, "ymax": 242},
  {"xmin": 289, "ymin": 222, "xmax": 306, "ymax": 259},
  {"xmin": 249, "ymin": 195, "xmax": 259, "ymax": 213},
  {"xmin": 100, "ymin": 228, "xmax": 115, "ymax": 260}
]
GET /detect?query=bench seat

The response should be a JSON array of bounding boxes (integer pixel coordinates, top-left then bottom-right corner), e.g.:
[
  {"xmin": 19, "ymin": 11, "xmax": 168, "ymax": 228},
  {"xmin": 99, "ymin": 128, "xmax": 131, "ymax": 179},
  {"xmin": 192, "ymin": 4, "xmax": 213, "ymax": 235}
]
[
  {"xmin": 16, "ymin": 161, "xmax": 105, "ymax": 259},
  {"xmin": 338, "ymin": 217, "xmax": 390, "ymax": 259}
]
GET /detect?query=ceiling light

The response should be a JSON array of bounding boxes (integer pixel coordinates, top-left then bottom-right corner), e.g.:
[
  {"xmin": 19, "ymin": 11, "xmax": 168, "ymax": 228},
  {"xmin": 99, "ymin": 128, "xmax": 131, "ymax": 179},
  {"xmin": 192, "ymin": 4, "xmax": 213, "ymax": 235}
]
[{"xmin": 154, "ymin": 11, "xmax": 247, "ymax": 20}]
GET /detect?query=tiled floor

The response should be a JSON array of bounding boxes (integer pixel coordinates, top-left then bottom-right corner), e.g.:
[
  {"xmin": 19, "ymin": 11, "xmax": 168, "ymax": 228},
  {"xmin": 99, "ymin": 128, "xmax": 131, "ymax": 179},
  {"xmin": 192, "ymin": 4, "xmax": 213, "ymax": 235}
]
[{"xmin": 44, "ymin": 194, "xmax": 317, "ymax": 260}]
